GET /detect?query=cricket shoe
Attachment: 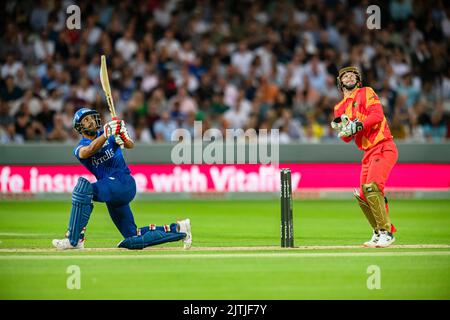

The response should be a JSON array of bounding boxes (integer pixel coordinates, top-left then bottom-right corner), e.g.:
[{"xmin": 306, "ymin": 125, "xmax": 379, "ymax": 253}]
[
  {"xmin": 363, "ymin": 230, "xmax": 379, "ymax": 248},
  {"xmin": 177, "ymin": 218, "xmax": 192, "ymax": 250},
  {"xmin": 375, "ymin": 231, "xmax": 395, "ymax": 248},
  {"xmin": 52, "ymin": 238, "xmax": 85, "ymax": 250}
]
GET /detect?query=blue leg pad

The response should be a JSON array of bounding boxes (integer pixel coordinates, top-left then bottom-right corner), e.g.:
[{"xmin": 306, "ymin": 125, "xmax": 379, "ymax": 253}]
[
  {"xmin": 68, "ymin": 177, "xmax": 93, "ymax": 246},
  {"xmin": 138, "ymin": 223, "xmax": 178, "ymax": 235},
  {"xmin": 118, "ymin": 230, "xmax": 186, "ymax": 250}
]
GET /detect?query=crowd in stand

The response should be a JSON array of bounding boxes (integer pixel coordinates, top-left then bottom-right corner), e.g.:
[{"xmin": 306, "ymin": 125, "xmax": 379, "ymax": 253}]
[{"xmin": 1, "ymin": 0, "xmax": 449, "ymax": 144}]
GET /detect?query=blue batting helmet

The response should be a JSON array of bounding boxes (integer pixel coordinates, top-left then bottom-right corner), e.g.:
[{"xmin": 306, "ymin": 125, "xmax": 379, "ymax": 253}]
[{"xmin": 73, "ymin": 107, "xmax": 101, "ymax": 135}]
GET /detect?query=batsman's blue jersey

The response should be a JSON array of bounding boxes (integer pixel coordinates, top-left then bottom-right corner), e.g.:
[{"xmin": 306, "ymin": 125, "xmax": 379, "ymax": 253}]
[{"xmin": 73, "ymin": 131, "xmax": 131, "ymax": 180}]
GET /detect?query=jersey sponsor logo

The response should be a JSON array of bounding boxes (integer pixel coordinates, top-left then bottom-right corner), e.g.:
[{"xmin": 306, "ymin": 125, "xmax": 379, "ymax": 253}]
[{"xmin": 91, "ymin": 149, "xmax": 115, "ymax": 167}]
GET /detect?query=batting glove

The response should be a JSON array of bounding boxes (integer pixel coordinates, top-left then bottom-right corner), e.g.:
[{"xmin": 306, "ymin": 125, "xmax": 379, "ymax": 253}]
[
  {"xmin": 119, "ymin": 124, "xmax": 133, "ymax": 144},
  {"xmin": 114, "ymin": 123, "xmax": 134, "ymax": 145},
  {"xmin": 114, "ymin": 134, "xmax": 124, "ymax": 145},
  {"xmin": 103, "ymin": 120, "xmax": 123, "ymax": 138}
]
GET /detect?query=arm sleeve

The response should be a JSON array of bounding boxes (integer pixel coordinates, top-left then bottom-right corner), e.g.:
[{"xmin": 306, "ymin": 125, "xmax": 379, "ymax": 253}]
[
  {"xmin": 362, "ymin": 87, "xmax": 384, "ymax": 128},
  {"xmin": 73, "ymin": 139, "xmax": 91, "ymax": 159},
  {"xmin": 362, "ymin": 104, "xmax": 384, "ymax": 128}
]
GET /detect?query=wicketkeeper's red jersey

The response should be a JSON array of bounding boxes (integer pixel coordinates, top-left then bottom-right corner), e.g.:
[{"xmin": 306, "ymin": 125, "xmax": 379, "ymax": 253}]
[{"xmin": 333, "ymin": 86, "xmax": 393, "ymax": 151}]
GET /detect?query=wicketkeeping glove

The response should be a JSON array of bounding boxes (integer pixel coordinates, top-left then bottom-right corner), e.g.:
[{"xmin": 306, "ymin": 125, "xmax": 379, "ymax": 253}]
[
  {"xmin": 338, "ymin": 118, "xmax": 364, "ymax": 138},
  {"xmin": 331, "ymin": 117, "xmax": 343, "ymax": 131},
  {"xmin": 348, "ymin": 118, "xmax": 364, "ymax": 135}
]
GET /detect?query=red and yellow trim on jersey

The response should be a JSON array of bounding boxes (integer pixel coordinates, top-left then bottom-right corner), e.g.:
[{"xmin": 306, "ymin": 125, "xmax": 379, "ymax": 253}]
[
  {"xmin": 361, "ymin": 117, "xmax": 387, "ymax": 150},
  {"xmin": 365, "ymin": 87, "xmax": 381, "ymax": 108}
]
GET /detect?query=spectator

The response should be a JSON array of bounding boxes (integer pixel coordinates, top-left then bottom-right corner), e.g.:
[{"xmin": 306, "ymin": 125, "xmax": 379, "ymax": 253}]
[
  {"xmin": 156, "ymin": 29, "xmax": 181, "ymax": 59},
  {"xmin": 1, "ymin": 54, "xmax": 23, "ymax": 79},
  {"xmin": 423, "ymin": 110, "xmax": 447, "ymax": 142},
  {"xmin": 304, "ymin": 55, "xmax": 328, "ymax": 94},
  {"xmin": 174, "ymin": 65, "xmax": 199, "ymax": 93},
  {"xmin": 0, "ymin": 122, "xmax": 22, "ymax": 144},
  {"xmin": 153, "ymin": 111, "xmax": 177, "ymax": 142},
  {"xmin": 47, "ymin": 112, "xmax": 68, "ymax": 141},
  {"xmin": 75, "ymin": 77, "xmax": 96, "ymax": 104},
  {"xmin": 170, "ymin": 100, "xmax": 185, "ymax": 125},
  {"xmin": 178, "ymin": 41, "xmax": 197, "ymax": 65},
  {"xmin": 141, "ymin": 63, "xmax": 159, "ymax": 94},
  {"xmin": 396, "ymin": 73, "xmax": 420, "ymax": 109},
  {"xmin": 231, "ymin": 40, "xmax": 254, "ymax": 76},
  {"xmin": 18, "ymin": 89, "xmax": 42, "ymax": 116},
  {"xmin": 0, "ymin": 0, "xmax": 448, "ymax": 144},
  {"xmin": 405, "ymin": 19, "xmax": 424, "ymax": 50},
  {"xmin": 256, "ymin": 75, "xmax": 279, "ymax": 106},
  {"xmin": 224, "ymin": 92, "xmax": 251, "ymax": 129},
  {"xmin": 87, "ymin": 56, "xmax": 101, "ymax": 84},
  {"xmin": 0, "ymin": 99, "xmax": 13, "ymax": 128},
  {"xmin": 390, "ymin": 0, "xmax": 413, "ymax": 22},
  {"xmin": 36, "ymin": 100, "xmax": 55, "ymax": 134},
  {"xmin": 196, "ymin": 73, "xmax": 215, "ymax": 103},
  {"xmin": 85, "ymin": 15, "xmax": 102, "ymax": 47},
  {"xmin": 29, "ymin": 0, "xmax": 49, "ymax": 32},
  {"xmin": 272, "ymin": 109, "xmax": 305, "ymax": 142},
  {"xmin": 168, "ymin": 87, "xmax": 197, "ymax": 114},
  {"xmin": 115, "ymin": 28, "xmax": 138, "ymax": 61},
  {"xmin": 304, "ymin": 112, "xmax": 324, "ymax": 143},
  {"xmin": 0, "ymin": 76, "xmax": 23, "ymax": 102},
  {"xmin": 390, "ymin": 114, "xmax": 408, "ymax": 140},
  {"xmin": 15, "ymin": 68, "xmax": 33, "ymax": 91},
  {"xmin": 47, "ymin": 89, "xmax": 64, "ymax": 113},
  {"xmin": 60, "ymin": 104, "xmax": 75, "ymax": 130},
  {"xmin": 133, "ymin": 116, "xmax": 153, "ymax": 144},
  {"xmin": 210, "ymin": 92, "xmax": 230, "ymax": 116},
  {"xmin": 407, "ymin": 112, "xmax": 426, "ymax": 143},
  {"xmin": 182, "ymin": 111, "xmax": 197, "ymax": 138},
  {"xmin": 33, "ymin": 30, "xmax": 55, "ymax": 62},
  {"xmin": 14, "ymin": 103, "xmax": 45, "ymax": 141}
]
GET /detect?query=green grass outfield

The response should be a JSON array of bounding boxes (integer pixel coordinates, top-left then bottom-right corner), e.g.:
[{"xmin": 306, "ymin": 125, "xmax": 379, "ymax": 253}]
[{"xmin": 0, "ymin": 199, "xmax": 449, "ymax": 299}]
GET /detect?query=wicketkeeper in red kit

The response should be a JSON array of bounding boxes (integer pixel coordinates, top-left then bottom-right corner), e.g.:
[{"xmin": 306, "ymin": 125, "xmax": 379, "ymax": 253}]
[{"xmin": 331, "ymin": 66, "xmax": 398, "ymax": 248}]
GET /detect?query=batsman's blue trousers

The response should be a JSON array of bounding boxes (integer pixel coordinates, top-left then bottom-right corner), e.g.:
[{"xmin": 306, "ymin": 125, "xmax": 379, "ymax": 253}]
[{"xmin": 92, "ymin": 174, "xmax": 138, "ymax": 238}]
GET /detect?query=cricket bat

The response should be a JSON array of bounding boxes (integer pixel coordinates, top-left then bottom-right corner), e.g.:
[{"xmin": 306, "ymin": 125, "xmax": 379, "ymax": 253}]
[
  {"xmin": 100, "ymin": 55, "xmax": 117, "ymax": 119},
  {"xmin": 100, "ymin": 55, "xmax": 123, "ymax": 147}
]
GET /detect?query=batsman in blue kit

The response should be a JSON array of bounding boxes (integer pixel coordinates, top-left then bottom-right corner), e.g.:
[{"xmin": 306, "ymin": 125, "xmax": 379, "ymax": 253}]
[{"xmin": 52, "ymin": 107, "xmax": 192, "ymax": 250}]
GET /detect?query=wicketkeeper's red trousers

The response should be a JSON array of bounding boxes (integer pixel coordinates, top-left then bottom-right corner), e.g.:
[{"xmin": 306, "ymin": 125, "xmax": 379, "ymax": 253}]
[{"xmin": 359, "ymin": 139, "xmax": 398, "ymax": 197}]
